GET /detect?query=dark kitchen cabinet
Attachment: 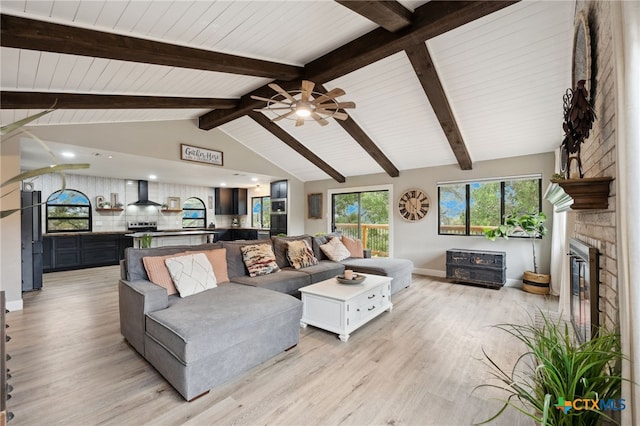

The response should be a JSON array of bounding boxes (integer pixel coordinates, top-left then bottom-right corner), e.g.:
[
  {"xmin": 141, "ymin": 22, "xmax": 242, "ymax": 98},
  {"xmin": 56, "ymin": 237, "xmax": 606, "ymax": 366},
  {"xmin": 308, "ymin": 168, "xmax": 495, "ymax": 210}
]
[
  {"xmin": 270, "ymin": 180, "xmax": 288, "ymax": 199},
  {"xmin": 214, "ymin": 229, "xmax": 258, "ymax": 241},
  {"xmin": 82, "ymin": 234, "xmax": 120, "ymax": 267},
  {"xmin": 215, "ymin": 188, "xmax": 247, "ymax": 215},
  {"xmin": 270, "ymin": 215, "xmax": 287, "ymax": 236},
  {"xmin": 43, "ymin": 233, "xmax": 133, "ymax": 272}
]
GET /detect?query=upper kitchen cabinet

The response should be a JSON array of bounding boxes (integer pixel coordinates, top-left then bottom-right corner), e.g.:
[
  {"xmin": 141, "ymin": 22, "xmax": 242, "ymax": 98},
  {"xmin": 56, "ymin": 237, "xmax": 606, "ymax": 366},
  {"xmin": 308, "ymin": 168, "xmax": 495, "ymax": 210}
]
[
  {"xmin": 270, "ymin": 180, "xmax": 288, "ymax": 199},
  {"xmin": 214, "ymin": 188, "xmax": 247, "ymax": 215}
]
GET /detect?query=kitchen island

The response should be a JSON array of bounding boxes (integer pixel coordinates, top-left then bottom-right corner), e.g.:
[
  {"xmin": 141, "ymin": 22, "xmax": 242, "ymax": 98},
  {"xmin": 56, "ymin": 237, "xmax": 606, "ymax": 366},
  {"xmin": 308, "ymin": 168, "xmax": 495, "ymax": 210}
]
[
  {"xmin": 126, "ymin": 228, "xmax": 271, "ymax": 248},
  {"xmin": 126, "ymin": 230, "xmax": 217, "ymax": 248}
]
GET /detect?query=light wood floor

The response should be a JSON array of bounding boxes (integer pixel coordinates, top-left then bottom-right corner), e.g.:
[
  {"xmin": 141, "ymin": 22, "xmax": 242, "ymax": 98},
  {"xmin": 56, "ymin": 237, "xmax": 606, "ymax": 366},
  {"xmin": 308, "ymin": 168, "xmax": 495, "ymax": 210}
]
[{"xmin": 7, "ymin": 267, "xmax": 558, "ymax": 426}]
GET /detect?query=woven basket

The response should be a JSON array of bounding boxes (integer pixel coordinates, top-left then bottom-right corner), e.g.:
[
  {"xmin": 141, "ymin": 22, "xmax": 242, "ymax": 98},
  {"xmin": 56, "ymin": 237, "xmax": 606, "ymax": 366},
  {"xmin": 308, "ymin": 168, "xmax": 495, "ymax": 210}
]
[{"xmin": 522, "ymin": 271, "xmax": 550, "ymax": 295}]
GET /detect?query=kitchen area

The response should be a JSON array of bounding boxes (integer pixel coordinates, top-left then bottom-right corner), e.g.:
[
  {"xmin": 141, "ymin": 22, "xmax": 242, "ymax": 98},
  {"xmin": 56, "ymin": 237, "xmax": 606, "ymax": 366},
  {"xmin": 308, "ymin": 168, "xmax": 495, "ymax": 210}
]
[{"xmin": 25, "ymin": 175, "xmax": 287, "ymax": 274}]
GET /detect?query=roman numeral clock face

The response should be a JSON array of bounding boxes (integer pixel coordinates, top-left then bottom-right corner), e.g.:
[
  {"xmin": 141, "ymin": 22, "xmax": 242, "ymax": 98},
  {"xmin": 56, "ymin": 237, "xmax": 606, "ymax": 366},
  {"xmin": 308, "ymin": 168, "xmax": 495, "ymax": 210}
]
[{"xmin": 398, "ymin": 189, "xmax": 430, "ymax": 222}]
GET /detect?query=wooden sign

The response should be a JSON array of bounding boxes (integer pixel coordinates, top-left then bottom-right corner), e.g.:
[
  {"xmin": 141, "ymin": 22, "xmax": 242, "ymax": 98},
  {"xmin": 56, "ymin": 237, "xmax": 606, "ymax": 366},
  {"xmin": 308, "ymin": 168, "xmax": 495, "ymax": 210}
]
[{"xmin": 180, "ymin": 144, "xmax": 223, "ymax": 166}]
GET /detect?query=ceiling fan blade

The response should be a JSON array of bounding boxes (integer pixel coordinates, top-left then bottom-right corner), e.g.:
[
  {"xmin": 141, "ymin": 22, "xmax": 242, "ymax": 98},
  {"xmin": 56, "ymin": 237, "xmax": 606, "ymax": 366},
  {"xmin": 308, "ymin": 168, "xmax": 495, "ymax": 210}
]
[
  {"xmin": 316, "ymin": 109, "xmax": 350, "ymax": 120},
  {"xmin": 301, "ymin": 80, "xmax": 315, "ymax": 102},
  {"xmin": 268, "ymin": 83, "xmax": 297, "ymax": 102},
  {"xmin": 312, "ymin": 88, "xmax": 346, "ymax": 104},
  {"xmin": 311, "ymin": 112, "xmax": 329, "ymax": 126},
  {"xmin": 295, "ymin": 116, "xmax": 305, "ymax": 127},
  {"xmin": 250, "ymin": 95, "xmax": 291, "ymax": 106},
  {"xmin": 315, "ymin": 101, "xmax": 356, "ymax": 110},
  {"xmin": 272, "ymin": 110, "xmax": 297, "ymax": 122}
]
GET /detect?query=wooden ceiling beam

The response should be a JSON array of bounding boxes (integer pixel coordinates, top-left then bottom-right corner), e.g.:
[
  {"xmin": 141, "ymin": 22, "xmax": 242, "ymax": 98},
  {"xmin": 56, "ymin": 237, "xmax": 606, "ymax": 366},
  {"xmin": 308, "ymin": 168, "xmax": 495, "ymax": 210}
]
[
  {"xmin": 318, "ymin": 85, "xmax": 399, "ymax": 178},
  {"xmin": 0, "ymin": 91, "xmax": 239, "ymax": 110},
  {"xmin": 305, "ymin": 1, "xmax": 518, "ymax": 84},
  {"xmin": 405, "ymin": 43, "xmax": 472, "ymax": 170},
  {"xmin": 199, "ymin": 1, "xmax": 518, "ymax": 129},
  {"xmin": 249, "ymin": 112, "xmax": 346, "ymax": 183},
  {"xmin": 200, "ymin": 80, "xmax": 300, "ymax": 130},
  {"xmin": 334, "ymin": 116, "xmax": 400, "ymax": 177},
  {"xmin": 0, "ymin": 14, "xmax": 302, "ymax": 81},
  {"xmin": 335, "ymin": 1, "xmax": 412, "ymax": 32}
]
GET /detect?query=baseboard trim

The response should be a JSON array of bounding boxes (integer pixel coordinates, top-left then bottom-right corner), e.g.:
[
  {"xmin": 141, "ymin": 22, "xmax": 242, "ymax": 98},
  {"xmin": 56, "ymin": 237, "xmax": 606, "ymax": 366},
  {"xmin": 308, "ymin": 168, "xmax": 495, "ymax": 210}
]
[
  {"xmin": 412, "ymin": 269, "xmax": 522, "ymax": 289},
  {"xmin": 6, "ymin": 299, "xmax": 23, "ymax": 312},
  {"xmin": 412, "ymin": 268, "xmax": 446, "ymax": 278}
]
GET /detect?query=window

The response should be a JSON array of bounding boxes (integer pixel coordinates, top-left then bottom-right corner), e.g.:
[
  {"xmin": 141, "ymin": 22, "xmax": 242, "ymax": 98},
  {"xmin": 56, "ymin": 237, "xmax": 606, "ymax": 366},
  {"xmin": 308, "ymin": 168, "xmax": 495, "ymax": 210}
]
[
  {"xmin": 332, "ymin": 190, "xmax": 389, "ymax": 257},
  {"xmin": 46, "ymin": 189, "xmax": 91, "ymax": 232},
  {"xmin": 438, "ymin": 176, "xmax": 541, "ymax": 236},
  {"xmin": 251, "ymin": 196, "xmax": 270, "ymax": 228},
  {"xmin": 182, "ymin": 197, "xmax": 206, "ymax": 228}
]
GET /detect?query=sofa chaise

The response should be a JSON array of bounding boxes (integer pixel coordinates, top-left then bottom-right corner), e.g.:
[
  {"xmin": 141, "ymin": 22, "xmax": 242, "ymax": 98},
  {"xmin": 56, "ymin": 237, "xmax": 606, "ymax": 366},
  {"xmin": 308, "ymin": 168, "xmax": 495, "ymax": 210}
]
[{"xmin": 118, "ymin": 234, "xmax": 413, "ymax": 400}]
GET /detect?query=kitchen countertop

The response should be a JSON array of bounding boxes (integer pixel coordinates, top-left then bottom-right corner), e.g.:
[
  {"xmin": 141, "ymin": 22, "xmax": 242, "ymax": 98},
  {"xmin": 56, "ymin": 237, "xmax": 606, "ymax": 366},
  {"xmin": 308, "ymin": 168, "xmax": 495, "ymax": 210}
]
[
  {"xmin": 45, "ymin": 228, "xmax": 271, "ymax": 237},
  {"xmin": 44, "ymin": 231, "xmax": 131, "ymax": 237},
  {"xmin": 126, "ymin": 228, "xmax": 270, "ymax": 237},
  {"xmin": 126, "ymin": 230, "xmax": 218, "ymax": 238}
]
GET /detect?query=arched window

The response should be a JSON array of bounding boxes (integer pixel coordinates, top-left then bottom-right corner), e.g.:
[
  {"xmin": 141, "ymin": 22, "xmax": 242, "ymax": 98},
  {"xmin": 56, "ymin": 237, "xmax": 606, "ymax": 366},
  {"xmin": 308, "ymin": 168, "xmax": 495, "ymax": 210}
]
[
  {"xmin": 182, "ymin": 197, "xmax": 206, "ymax": 228},
  {"xmin": 46, "ymin": 189, "xmax": 92, "ymax": 232}
]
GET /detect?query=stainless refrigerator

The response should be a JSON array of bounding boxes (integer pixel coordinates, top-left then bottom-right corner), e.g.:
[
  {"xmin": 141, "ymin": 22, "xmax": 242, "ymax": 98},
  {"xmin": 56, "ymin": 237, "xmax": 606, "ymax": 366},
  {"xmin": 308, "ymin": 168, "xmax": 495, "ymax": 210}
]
[{"xmin": 21, "ymin": 190, "xmax": 43, "ymax": 291}]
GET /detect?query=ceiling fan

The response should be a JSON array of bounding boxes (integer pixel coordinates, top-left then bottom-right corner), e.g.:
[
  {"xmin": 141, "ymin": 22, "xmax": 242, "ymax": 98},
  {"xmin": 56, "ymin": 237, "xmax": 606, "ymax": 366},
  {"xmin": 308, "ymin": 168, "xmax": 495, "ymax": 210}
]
[{"xmin": 251, "ymin": 80, "xmax": 355, "ymax": 127}]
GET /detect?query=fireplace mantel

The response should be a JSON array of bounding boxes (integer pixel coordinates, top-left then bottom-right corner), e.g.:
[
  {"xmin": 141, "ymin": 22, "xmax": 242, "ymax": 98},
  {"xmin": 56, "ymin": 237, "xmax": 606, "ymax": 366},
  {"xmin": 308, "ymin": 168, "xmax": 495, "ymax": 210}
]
[{"xmin": 548, "ymin": 177, "xmax": 613, "ymax": 210}]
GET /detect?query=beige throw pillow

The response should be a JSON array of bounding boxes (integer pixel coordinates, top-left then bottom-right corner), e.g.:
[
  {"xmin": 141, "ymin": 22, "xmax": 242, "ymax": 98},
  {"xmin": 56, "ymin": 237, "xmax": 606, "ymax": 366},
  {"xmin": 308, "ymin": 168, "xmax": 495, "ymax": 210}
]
[
  {"xmin": 164, "ymin": 253, "xmax": 217, "ymax": 298},
  {"xmin": 240, "ymin": 244, "xmax": 280, "ymax": 277},
  {"xmin": 286, "ymin": 240, "xmax": 318, "ymax": 269},
  {"xmin": 320, "ymin": 236, "xmax": 352, "ymax": 262},
  {"xmin": 341, "ymin": 235, "xmax": 364, "ymax": 258},
  {"xmin": 143, "ymin": 253, "xmax": 184, "ymax": 295},
  {"xmin": 199, "ymin": 248, "xmax": 230, "ymax": 283}
]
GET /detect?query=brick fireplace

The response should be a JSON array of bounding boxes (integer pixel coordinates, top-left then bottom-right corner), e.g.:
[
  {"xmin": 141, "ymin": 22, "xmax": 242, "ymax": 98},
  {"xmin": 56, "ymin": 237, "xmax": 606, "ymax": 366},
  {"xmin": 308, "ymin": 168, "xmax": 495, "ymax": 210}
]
[{"xmin": 571, "ymin": 0, "xmax": 618, "ymax": 331}]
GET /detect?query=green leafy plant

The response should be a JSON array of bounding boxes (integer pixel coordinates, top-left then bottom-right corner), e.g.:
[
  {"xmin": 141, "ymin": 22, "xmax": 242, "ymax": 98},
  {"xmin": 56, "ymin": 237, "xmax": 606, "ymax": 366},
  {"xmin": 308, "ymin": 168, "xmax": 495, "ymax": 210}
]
[
  {"xmin": 484, "ymin": 212, "xmax": 547, "ymax": 273},
  {"xmin": 1, "ymin": 107, "xmax": 90, "ymax": 218},
  {"xmin": 475, "ymin": 312, "xmax": 624, "ymax": 425},
  {"xmin": 140, "ymin": 234, "xmax": 153, "ymax": 249}
]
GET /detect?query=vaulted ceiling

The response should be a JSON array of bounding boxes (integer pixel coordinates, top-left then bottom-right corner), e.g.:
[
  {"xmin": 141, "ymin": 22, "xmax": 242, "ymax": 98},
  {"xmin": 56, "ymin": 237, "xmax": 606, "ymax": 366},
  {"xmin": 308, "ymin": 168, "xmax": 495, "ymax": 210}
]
[{"xmin": 1, "ymin": 0, "xmax": 575, "ymax": 184}]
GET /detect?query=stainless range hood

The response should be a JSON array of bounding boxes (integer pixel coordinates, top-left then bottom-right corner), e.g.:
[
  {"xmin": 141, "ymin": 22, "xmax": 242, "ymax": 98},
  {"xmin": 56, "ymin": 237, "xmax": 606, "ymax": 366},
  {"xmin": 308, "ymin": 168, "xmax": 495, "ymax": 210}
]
[{"xmin": 128, "ymin": 180, "xmax": 162, "ymax": 207}]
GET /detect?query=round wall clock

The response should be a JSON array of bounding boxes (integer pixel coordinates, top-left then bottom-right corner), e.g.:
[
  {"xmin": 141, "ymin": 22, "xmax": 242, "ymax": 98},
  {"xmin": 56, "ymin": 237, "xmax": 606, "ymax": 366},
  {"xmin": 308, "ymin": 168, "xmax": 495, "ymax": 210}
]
[{"xmin": 398, "ymin": 188, "xmax": 430, "ymax": 222}]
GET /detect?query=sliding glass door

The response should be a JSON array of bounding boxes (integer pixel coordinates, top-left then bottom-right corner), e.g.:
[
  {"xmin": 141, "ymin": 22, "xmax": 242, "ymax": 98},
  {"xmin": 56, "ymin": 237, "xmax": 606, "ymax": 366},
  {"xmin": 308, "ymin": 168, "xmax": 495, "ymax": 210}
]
[{"xmin": 331, "ymin": 190, "xmax": 389, "ymax": 257}]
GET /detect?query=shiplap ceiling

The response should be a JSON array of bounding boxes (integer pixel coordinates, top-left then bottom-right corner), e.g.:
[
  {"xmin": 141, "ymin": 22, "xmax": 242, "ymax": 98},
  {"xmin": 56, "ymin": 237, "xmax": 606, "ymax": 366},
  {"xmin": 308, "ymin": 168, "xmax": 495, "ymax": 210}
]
[{"xmin": 1, "ymin": 0, "xmax": 575, "ymax": 185}]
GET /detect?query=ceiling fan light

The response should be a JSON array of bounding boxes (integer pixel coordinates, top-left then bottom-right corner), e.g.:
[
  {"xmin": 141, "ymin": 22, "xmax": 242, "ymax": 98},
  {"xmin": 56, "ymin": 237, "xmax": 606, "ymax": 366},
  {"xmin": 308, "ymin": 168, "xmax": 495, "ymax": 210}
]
[{"xmin": 295, "ymin": 107, "xmax": 311, "ymax": 117}]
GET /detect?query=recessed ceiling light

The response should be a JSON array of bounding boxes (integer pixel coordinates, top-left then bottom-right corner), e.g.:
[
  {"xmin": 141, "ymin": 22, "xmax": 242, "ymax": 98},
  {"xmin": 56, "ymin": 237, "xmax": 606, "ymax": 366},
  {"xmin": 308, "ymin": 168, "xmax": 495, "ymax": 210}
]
[
  {"xmin": 148, "ymin": 175, "xmax": 157, "ymax": 180},
  {"xmin": 61, "ymin": 151, "xmax": 75, "ymax": 158},
  {"xmin": 251, "ymin": 177, "xmax": 258, "ymax": 182},
  {"xmin": 108, "ymin": 155, "xmax": 113, "ymax": 159},
  {"xmin": 126, "ymin": 180, "xmax": 134, "ymax": 185},
  {"xmin": 220, "ymin": 182, "xmax": 227, "ymax": 186}
]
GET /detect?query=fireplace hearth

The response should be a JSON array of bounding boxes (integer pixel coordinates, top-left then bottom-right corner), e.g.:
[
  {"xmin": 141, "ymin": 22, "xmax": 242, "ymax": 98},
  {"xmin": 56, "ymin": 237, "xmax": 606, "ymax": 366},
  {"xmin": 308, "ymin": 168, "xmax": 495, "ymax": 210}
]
[{"xmin": 569, "ymin": 238, "xmax": 599, "ymax": 343}]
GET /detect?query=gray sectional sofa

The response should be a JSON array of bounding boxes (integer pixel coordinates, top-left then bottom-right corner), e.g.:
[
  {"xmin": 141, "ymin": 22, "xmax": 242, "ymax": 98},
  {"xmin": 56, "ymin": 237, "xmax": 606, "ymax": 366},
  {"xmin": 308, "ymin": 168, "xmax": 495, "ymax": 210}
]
[{"xmin": 118, "ymin": 234, "xmax": 413, "ymax": 401}]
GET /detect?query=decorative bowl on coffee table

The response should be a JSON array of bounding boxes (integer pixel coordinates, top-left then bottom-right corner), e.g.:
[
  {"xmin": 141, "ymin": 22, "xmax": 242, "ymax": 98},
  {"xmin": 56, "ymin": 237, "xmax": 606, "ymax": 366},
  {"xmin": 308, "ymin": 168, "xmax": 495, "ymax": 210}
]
[{"xmin": 336, "ymin": 274, "xmax": 366, "ymax": 285}]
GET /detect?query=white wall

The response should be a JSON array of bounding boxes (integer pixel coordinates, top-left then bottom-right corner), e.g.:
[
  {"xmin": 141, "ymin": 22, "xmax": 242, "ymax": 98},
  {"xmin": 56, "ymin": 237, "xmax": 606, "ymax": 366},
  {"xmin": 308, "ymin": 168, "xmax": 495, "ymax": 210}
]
[
  {"xmin": 0, "ymin": 138, "xmax": 23, "ymax": 310},
  {"xmin": 304, "ymin": 152, "xmax": 555, "ymax": 285}
]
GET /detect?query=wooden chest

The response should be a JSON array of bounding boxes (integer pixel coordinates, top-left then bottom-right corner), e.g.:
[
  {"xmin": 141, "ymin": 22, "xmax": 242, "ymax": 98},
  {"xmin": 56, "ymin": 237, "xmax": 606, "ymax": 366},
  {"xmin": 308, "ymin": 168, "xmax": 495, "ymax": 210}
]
[{"xmin": 446, "ymin": 249, "xmax": 506, "ymax": 288}]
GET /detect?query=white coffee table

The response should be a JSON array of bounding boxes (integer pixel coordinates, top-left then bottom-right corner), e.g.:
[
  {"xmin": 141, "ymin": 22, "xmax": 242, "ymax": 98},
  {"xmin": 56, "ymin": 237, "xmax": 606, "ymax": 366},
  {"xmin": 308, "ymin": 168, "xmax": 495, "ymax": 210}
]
[{"xmin": 299, "ymin": 273, "xmax": 392, "ymax": 342}]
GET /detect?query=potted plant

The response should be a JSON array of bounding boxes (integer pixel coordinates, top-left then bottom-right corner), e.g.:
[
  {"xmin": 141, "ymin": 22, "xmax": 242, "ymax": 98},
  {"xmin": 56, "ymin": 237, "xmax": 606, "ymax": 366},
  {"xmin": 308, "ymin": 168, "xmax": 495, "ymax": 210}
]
[
  {"xmin": 483, "ymin": 211, "xmax": 550, "ymax": 294},
  {"xmin": 140, "ymin": 234, "xmax": 153, "ymax": 249},
  {"xmin": 475, "ymin": 312, "xmax": 624, "ymax": 425}
]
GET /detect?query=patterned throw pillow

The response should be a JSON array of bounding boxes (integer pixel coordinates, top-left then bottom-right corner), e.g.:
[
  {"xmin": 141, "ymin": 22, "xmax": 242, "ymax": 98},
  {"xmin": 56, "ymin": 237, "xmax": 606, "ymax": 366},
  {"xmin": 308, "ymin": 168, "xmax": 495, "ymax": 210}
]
[
  {"xmin": 286, "ymin": 240, "xmax": 319, "ymax": 269},
  {"xmin": 240, "ymin": 244, "xmax": 280, "ymax": 277},
  {"xmin": 341, "ymin": 235, "xmax": 364, "ymax": 258},
  {"xmin": 320, "ymin": 236, "xmax": 352, "ymax": 262},
  {"xmin": 164, "ymin": 253, "xmax": 217, "ymax": 298}
]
